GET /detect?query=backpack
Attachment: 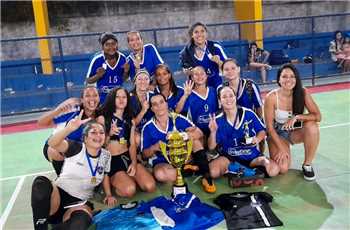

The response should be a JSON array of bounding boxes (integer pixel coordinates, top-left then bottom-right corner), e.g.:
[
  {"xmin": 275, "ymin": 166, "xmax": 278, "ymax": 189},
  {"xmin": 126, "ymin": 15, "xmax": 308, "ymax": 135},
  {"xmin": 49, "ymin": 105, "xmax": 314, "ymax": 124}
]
[{"xmin": 269, "ymin": 49, "xmax": 290, "ymax": 65}]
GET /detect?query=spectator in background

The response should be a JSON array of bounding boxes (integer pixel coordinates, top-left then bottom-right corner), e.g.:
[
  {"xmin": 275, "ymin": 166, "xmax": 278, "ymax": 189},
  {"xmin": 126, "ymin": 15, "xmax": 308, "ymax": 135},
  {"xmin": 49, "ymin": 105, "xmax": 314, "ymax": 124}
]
[
  {"xmin": 329, "ymin": 30, "xmax": 345, "ymax": 67},
  {"xmin": 180, "ymin": 22, "xmax": 228, "ymax": 89},
  {"xmin": 340, "ymin": 42, "xmax": 350, "ymax": 72},
  {"xmin": 126, "ymin": 31, "xmax": 164, "ymax": 83},
  {"xmin": 86, "ymin": 32, "xmax": 127, "ymax": 103},
  {"xmin": 248, "ymin": 42, "xmax": 271, "ymax": 83}
]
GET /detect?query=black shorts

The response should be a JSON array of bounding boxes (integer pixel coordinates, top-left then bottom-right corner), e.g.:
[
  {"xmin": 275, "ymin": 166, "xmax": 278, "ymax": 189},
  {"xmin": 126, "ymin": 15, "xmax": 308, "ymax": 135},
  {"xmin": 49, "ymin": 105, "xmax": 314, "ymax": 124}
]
[
  {"xmin": 43, "ymin": 141, "xmax": 64, "ymax": 161},
  {"xmin": 48, "ymin": 187, "xmax": 94, "ymax": 224},
  {"xmin": 108, "ymin": 152, "xmax": 132, "ymax": 177}
]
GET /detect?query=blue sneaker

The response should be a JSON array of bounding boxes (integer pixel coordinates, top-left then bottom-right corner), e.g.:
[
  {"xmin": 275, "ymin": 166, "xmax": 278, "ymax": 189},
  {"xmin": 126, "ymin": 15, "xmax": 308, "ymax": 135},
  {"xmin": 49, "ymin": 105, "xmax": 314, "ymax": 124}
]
[{"xmin": 227, "ymin": 162, "xmax": 256, "ymax": 177}]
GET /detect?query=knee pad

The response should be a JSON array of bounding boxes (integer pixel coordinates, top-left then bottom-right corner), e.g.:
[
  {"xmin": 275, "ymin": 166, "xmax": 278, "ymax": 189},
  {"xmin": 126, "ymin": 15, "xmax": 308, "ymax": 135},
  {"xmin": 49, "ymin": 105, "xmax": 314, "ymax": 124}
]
[
  {"xmin": 31, "ymin": 176, "xmax": 53, "ymax": 230},
  {"xmin": 53, "ymin": 210, "xmax": 91, "ymax": 230},
  {"xmin": 31, "ymin": 176, "xmax": 53, "ymax": 206}
]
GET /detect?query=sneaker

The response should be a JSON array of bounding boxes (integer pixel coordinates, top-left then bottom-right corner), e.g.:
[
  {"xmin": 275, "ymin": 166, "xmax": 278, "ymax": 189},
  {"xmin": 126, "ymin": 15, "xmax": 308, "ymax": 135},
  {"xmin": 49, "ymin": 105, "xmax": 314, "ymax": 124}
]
[
  {"xmin": 227, "ymin": 162, "xmax": 256, "ymax": 177},
  {"xmin": 201, "ymin": 177, "xmax": 216, "ymax": 193},
  {"xmin": 302, "ymin": 164, "xmax": 316, "ymax": 181}
]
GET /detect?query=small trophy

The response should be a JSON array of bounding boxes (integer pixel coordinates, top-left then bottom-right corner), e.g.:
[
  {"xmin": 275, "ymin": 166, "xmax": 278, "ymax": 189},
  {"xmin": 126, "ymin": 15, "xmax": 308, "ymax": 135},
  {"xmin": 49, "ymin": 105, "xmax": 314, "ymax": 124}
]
[
  {"xmin": 243, "ymin": 120, "xmax": 254, "ymax": 145},
  {"xmin": 159, "ymin": 112, "xmax": 193, "ymax": 197}
]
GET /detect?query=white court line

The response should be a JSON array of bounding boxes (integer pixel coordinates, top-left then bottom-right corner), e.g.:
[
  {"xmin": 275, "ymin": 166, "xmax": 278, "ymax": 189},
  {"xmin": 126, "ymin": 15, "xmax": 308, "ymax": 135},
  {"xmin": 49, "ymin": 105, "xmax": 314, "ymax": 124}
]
[
  {"xmin": 0, "ymin": 176, "xmax": 25, "ymax": 229},
  {"xmin": 320, "ymin": 122, "xmax": 350, "ymax": 129},
  {"xmin": 0, "ymin": 170, "xmax": 54, "ymax": 182}
]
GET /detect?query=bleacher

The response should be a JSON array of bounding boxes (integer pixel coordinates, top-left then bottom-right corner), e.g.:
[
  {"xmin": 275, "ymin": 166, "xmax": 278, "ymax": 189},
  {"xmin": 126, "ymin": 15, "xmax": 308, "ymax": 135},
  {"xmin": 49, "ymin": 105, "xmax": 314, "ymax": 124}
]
[{"xmin": 1, "ymin": 15, "xmax": 349, "ymax": 115}]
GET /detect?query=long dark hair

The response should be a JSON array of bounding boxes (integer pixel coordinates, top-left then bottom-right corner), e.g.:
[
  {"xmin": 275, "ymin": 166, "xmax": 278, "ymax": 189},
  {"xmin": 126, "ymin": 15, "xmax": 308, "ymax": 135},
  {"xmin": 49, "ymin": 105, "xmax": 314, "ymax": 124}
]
[
  {"xmin": 334, "ymin": 30, "xmax": 344, "ymax": 51},
  {"xmin": 188, "ymin": 22, "xmax": 207, "ymax": 44},
  {"xmin": 155, "ymin": 64, "xmax": 178, "ymax": 97},
  {"xmin": 276, "ymin": 63, "xmax": 305, "ymax": 115},
  {"xmin": 97, "ymin": 87, "xmax": 132, "ymax": 133}
]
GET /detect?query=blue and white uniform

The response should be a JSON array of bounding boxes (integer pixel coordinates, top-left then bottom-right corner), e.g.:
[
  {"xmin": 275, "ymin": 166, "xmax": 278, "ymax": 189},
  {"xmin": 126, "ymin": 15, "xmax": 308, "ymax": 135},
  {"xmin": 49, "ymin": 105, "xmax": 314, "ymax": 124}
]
[
  {"xmin": 215, "ymin": 108, "xmax": 265, "ymax": 163},
  {"xmin": 127, "ymin": 44, "xmax": 164, "ymax": 81},
  {"xmin": 154, "ymin": 86, "xmax": 184, "ymax": 112},
  {"xmin": 138, "ymin": 193, "xmax": 224, "ymax": 230},
  {"xmin": 217, "ymin": 78, "xmax": 263, "ymax": 112},
  {"xmin": 141, "ymin": 114, "xmax": 194, "ymax": 167},
  {"xmin": 52, "ymin": 108, "xmax": 84, "ymax": 142},
  {"xmin": 180, "ymin": 40, "xmax": 227, "ymax": 89},
  {"xmin": 130, "ymin": 91, "xmax": 155, "ymax": 131},
  {"xmin": 86, "ymin": 51, "xmax": 127, "ymax": 103},
  {"xmin": 181, "ymin": 87, "xmax": 218, "ymax": 136}
]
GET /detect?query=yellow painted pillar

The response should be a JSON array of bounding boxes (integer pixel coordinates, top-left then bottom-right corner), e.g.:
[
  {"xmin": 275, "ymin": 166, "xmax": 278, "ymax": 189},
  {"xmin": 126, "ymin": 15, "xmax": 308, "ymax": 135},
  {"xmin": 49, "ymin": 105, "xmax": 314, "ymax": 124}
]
[
  {"xmin": 234, "ymin": 0, "xmax": 264, "ymax": 48},
  {"xmin": 32, "ymin": 0, "xmax": 53, "ymax": 74}
]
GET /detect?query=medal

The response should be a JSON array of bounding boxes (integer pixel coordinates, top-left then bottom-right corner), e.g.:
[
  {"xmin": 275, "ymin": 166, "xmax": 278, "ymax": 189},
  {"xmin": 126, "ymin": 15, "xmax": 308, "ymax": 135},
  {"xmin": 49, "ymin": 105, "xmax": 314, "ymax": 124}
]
[
  {"xmin": 86, "ymin": 149, "xmax": 101, "ymax": 185},
  {"xmin": 119, "ymin": 138, "xmax": 127, "ymax": 145}
]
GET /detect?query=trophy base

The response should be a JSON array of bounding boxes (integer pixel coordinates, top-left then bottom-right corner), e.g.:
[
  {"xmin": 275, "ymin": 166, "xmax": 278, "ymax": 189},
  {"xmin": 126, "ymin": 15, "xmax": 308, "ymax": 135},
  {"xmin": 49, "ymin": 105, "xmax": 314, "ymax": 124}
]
[{"xmin": 172, "ymin": 184, "xmax": 188, "ymax": 197}]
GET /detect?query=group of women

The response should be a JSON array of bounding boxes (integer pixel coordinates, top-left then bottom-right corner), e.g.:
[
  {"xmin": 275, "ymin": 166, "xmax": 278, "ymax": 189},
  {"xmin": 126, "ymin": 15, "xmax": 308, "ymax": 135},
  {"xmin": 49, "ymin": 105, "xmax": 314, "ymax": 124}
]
[{"xmin": 31, "ymin": 22, "xmax": 321, "ymax": 230}]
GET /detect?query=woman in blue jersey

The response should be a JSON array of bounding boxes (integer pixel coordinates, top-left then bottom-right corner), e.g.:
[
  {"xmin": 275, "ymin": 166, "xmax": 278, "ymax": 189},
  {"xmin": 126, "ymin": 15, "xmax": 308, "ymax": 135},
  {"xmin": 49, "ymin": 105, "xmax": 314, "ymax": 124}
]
[
  {"xmin": 86, "ymin": 32, "xmax": 127, "ymax": 103},
  {"xmin": 97, "ymin": 87, "xmax": 156, "ymax": 198},
  {"xmin": 180, "ymin": 22, "xmax": 227, "ymax": 89},
  {"xmin": 37, "ymin": 86, "xmax": 100, "ymax": 175},
  {"xmin": 31, "ymin": 114, "xmax": 116, "ymax": 230},
  {"xmin": 176, "ymin": 66, "xmax": 219, "ymax": 138},
  {"xmin": 220, "ymin": 58, "xmax": 263, "ymax": 118},
  {"xmin": 154, "ymin": 64, "xmax": 185, "ymax": 111},
  {"xmin": 264, "ymin": 64, "xmax": 321, "ymax": 180},
  {"xmin": 126, "ymin": 31, "xmax": 164, "ymax": 81},
  {"xmin": 208, "ymin": 86, "xmax": 280, "ymax": 179},
  {"xmin": 141, "ymin": 94, "xmax": 216, "ymax": 193}
]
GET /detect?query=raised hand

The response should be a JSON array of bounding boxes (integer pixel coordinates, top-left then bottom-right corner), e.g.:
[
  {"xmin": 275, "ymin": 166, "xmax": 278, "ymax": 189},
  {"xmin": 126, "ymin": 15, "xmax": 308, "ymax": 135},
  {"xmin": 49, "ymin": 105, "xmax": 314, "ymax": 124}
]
[
  {"xmin": 183, "ymin": 80, "xmax": 194, "ymax": 96},
  {"xmin": 55, "ymin": 97, "xmax": 81, "ymax": 114},
  {"xmin": 66, "ymin": 110, "xmax": 91, "ymax": 131},
  {"xmin": 208, "ymin": 113, "xmax": 218, "ymax": 133},
  {"xmin": 109, "ymin": 119, "xmax": 122, "ymax": 136}
]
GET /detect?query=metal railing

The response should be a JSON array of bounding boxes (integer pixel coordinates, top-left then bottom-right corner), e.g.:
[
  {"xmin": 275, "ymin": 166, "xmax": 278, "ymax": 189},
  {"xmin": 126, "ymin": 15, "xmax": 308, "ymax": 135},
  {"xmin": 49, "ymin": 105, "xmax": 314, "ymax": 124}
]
[{"xmin": 1, "ymin": 13, "xmax": 350, "ymax": 115}]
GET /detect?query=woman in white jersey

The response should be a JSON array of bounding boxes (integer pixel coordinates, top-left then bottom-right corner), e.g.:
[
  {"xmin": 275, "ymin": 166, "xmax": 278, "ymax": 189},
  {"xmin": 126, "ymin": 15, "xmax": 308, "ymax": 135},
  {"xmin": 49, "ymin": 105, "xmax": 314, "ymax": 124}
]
[
  {"xmin": 31, "ymin": 112, "xmax": 116, "ymax": 230},
  {"xmin": 264, "ymin": 63, "xmax": 321, "ymax": 181}
]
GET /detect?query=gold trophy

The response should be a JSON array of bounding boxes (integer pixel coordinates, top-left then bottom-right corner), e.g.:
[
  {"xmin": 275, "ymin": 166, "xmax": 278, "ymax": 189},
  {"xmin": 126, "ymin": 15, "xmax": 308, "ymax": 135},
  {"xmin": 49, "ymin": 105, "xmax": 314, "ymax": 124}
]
[{"xmin": 159, "ymin": 112, "xmax": 193, "ymax": 197}]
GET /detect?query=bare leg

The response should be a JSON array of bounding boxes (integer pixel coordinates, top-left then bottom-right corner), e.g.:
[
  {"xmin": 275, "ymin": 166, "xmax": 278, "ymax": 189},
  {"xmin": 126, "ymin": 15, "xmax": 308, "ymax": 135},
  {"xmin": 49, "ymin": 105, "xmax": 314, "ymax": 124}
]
[
  {"xmin": 208, "ymin": 156, "xmax": 230, "ymax": 179},
  {"xmin": 267, "ymin": 137, "xmax": 291, "ymax": 174},
  {"xmin": 153, "ymin": 163, "xmax": 177, "ymax": 183},
  {"xmin": 250, "ymin": 156, "xmax": 280, "ymax": 177},
  {"xmin": 134, "ymin": 163, "xmax": 156, "ymax": 193},
  {"xmin": 111, "ymin": 171, "xmax": 137, "ymax": 198}
]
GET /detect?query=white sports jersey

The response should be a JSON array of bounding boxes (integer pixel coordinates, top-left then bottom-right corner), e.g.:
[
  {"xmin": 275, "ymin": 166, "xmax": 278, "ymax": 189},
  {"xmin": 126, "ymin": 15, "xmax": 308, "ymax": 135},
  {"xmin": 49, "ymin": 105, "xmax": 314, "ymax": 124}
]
[{"xmin": 55, "ymin": 141, "xmax": 111, "ymax": 200}]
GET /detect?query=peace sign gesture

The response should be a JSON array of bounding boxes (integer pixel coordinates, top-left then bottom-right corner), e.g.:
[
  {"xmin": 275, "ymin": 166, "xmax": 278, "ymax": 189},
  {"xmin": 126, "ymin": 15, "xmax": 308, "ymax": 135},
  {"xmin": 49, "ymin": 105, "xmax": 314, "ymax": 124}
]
[
  {"xmin": 66, "ymin": 110, "xmax": 91, "ymax": 131},
  {"xmin": 109, "ymin": 119, "xmax": 122, "ymax": 136},
  {"xmin": 208, "ymin": 113, "xmax": 218, "ymax": 133}
]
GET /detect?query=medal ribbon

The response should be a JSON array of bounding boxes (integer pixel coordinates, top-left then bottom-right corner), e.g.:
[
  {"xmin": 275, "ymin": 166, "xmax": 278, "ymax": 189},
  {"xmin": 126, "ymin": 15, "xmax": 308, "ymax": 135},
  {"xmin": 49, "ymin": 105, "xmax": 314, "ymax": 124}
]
[{"xmin": 86, "ymin": 149, "xmax": 101, "ymax": 178}]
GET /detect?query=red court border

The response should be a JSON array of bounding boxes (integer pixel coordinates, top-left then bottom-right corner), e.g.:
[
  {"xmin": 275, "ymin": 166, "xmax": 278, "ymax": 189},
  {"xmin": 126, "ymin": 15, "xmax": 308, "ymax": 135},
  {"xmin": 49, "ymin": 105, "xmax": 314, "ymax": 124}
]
[{"xmin": 1, "ymin": 81, "xmax": 349, "ymax": 135}]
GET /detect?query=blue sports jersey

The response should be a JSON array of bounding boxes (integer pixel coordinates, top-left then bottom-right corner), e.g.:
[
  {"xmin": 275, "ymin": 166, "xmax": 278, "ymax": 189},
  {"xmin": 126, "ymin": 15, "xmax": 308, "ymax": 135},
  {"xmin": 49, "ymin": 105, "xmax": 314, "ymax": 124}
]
[
  {"xmin": 109, "ymin": 114, "xmax": 131, "ymax": 144},
  {"xmin": 193, "ymin": 43, "xmax": 227, "ymax": 88},
  {"xmin": 138, "ymin": 193, "xmax": 224, "ymax": 230},
  {"xmin": 215, "ymin": 108, "xmax": 265, "ymax": 162},
  {"xmin": 130, "ymin": 91, "xmax": 155, "ymax": 131},
  {"xmin": 52, "ymin": 109, "xmax": 84, "ymax": 142},
  {"xmin": 141, "ymin": 114, "xmax": 194, "ymax": 151},
  {"xmin": 93, "ymin": 202, "xmax": 161, "ymax": 230},
  {"xmin": 127, "ymin": 44, "xmax": 164, "ymax": 81},
  {"xmin": 86, "ymin": 51, "xmax": 127, "ymax": 102},
  {"xmin": 181, "ymin": 87, "xmax": 218, "ymax": 136},
  {"xmin": 217, "ymin": 78, "xmax": 263, "ymax": 111},
  {"xmin": 154, "ymin": 85, "xmax": 184, "ymax": 111}
]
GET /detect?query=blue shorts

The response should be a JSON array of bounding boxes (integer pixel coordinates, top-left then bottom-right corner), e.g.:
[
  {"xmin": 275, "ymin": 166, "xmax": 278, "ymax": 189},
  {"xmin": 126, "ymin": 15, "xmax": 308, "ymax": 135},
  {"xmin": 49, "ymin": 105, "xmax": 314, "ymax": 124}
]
[{"xmin": 270, "ymin": 122, "xmax": 293, "ymax": 144}]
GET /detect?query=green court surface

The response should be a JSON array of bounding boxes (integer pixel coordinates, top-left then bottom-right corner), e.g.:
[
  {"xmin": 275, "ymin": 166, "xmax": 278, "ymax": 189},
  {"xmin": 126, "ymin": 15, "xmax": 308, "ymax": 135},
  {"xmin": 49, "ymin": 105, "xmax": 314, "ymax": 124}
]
[{"xmin": 1, "ymin": 89, "xmax": 349, "ymax": 230}]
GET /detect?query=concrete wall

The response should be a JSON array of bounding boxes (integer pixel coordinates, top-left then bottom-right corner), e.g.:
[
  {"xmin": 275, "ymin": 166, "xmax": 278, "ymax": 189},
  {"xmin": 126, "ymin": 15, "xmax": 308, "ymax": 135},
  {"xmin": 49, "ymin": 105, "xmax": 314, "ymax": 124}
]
[{"xmin": 1, "ymin": 1, "xmax": 349, "ymax": 60}]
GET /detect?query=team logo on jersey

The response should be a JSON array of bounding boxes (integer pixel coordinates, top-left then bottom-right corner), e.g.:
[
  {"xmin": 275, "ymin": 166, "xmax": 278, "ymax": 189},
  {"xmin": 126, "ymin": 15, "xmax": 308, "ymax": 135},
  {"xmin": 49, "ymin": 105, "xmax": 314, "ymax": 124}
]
[{"xmin": 97, "ymin": 166, "xmax": 104, "ymax": 174}]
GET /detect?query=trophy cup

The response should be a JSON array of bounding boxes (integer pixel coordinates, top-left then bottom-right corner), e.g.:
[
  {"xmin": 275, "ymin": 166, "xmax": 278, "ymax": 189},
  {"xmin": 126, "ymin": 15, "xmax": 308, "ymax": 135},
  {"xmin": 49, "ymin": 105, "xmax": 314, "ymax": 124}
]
[
  {"xmin": 243, "ymin": 120, "xmax": 254, "ymax": 145},
  {"xmin": 159, "ymin": 112, "xmax": 193, "ymax": 197}
]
